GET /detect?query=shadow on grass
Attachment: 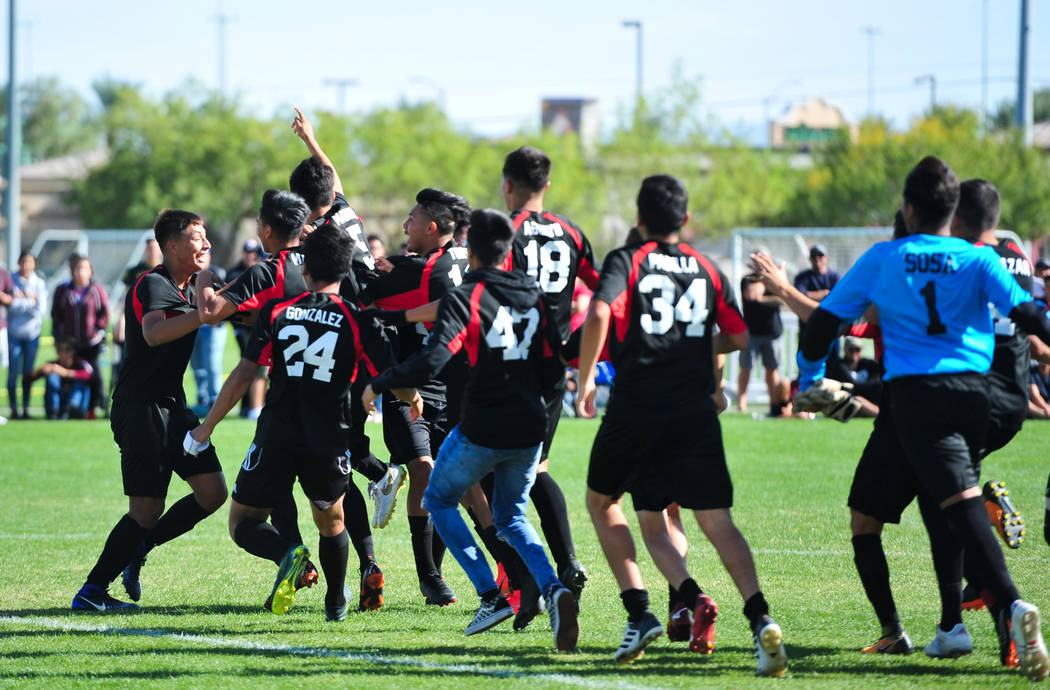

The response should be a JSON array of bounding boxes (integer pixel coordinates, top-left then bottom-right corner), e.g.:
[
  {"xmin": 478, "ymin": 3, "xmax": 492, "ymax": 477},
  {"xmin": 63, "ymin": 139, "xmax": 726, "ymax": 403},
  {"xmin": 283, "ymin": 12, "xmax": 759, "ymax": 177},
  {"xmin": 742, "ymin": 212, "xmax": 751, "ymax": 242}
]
[{"xmin": 1, "ymin": 604, "xmax": 271, "ymax": 618}]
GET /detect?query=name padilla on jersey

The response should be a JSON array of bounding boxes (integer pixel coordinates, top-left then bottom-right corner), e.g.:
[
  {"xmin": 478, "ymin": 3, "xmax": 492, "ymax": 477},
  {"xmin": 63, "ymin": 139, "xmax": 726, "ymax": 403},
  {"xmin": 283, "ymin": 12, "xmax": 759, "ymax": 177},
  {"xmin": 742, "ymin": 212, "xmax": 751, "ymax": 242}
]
[
  {"xmin": 284, "ymin": 305, "xmax": 344, "ymax": 327},
  {"xmin": 648, "ymin": 253, "xmax": 700, "ymax": 274},
  {"xmin": 904, "ymin": 251, "xmax": 957, "ymax": 274}
]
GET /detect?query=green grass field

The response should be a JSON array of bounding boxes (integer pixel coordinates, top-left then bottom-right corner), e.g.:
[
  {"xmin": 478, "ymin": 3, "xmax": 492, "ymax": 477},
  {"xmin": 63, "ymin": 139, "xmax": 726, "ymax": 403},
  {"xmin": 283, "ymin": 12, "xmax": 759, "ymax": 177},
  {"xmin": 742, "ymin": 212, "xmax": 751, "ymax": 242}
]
[{"xmin": 1, "ymin": 412, "xmax": 1048, "ymax": 687}]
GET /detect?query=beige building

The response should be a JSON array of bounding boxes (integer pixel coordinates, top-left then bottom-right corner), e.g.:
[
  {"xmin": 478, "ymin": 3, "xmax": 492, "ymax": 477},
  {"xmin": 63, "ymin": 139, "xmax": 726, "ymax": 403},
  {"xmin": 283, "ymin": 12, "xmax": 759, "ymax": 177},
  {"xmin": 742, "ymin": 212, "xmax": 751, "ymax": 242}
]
[{"xmin": 769, "ymin": 98, "xmax": 857, "ymax": 150}]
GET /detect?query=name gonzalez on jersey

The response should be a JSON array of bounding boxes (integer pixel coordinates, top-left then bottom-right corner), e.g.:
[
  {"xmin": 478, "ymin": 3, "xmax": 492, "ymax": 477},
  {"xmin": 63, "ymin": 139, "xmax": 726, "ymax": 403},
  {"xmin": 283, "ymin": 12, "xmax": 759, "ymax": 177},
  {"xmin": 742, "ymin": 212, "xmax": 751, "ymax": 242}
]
[
  {"xmin": 904, "ymin": 251, "xmax": 957, "ymax": 274},
  {"xmin": 284, "ymin": 305, "xmax": 344, "ymax": 327}
]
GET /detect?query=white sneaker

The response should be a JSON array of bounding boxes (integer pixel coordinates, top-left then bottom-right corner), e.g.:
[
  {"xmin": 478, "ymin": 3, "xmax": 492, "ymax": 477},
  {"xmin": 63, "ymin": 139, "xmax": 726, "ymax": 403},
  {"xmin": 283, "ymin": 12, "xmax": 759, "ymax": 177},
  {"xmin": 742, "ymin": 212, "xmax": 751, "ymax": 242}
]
[
  {"xmin": 614, "ymin": 613, "xmax": 662, "ymax": 664},
  {"xmin": 465, "ymin": 594, "xmax": 513, "ymax": 636},
  {"xmin": 924, "ymin": 623, "xmax": 974, "ymax": 659},
  {"xmin": 368, "ymin": 464, "xmax": 406, "ymax": 529},
  {"xmin": 755, "ymin": 619, "xmax": 788, "ymax": 677},
  {"xmin": 1011, "ymin": 600, "xmax": 1050, "ymax": 682},
  {"xmin": 547, "ymin": 585, "xmax": 579, "ymax": 652}
]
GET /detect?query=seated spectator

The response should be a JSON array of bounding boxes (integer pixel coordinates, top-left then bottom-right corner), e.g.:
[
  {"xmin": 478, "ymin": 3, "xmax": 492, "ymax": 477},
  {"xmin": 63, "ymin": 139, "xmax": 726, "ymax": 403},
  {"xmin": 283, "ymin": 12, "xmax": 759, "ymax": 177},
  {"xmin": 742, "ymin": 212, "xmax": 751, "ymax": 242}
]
[
  {"xmin": 825, "ymin": 336, "xmax": 882, "ymax": 417},
  {"xmin": 25, "ymin": 338, "xmax": 93, "ymax": 419},
  {"xmin": 1029, "ymin": 361, "xmax": 1050, "ymax": 419}
]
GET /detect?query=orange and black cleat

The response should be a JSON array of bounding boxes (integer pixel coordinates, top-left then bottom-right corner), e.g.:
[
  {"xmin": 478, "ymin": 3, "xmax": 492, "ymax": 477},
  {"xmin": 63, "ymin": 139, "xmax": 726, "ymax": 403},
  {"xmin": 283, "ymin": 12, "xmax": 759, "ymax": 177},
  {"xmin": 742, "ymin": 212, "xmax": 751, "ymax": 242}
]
[{"xmin": 983, "ymin": 480, "xmax": 1025, "ymax": 549}]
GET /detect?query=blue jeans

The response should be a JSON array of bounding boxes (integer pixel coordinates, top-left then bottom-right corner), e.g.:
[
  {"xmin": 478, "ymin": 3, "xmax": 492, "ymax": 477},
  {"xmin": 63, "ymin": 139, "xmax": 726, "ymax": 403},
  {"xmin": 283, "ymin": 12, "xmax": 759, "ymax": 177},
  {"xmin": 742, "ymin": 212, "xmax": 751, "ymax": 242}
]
[
  {"xmin": 7, "ymin": 335, "xmax": 38, "ymax": 411},
  {"xmin": 45, "ymin": 374, "xmax": 90, "ymax": 419},
  {"xmin": 423, "ymin": 426, "xmax": 558, "ymax": 598},
  {"xmin": 191, "ymin": 323, "xmax": 227, "ymax": 408}
]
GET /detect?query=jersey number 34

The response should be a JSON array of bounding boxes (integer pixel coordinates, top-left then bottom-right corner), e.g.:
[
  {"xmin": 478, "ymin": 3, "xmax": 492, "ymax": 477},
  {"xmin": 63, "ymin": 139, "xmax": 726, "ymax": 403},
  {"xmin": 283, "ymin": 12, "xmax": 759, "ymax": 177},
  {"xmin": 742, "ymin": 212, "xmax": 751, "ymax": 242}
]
[{"xmin": 639, "ymin": 275, "xmax": 709, "ymax": 336}]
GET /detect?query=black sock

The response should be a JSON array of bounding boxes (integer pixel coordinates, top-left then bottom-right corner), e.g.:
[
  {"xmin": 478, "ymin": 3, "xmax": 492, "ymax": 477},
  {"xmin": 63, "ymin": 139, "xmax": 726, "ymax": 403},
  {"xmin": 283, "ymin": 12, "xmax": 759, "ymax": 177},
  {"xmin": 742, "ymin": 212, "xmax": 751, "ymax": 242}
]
[
  {"xmin": 352, "ymin": 453, "xmax": 389, "ymax": 484},
  {"xmin": 1044, "ymin": 472, "xmax": 1050, "ymax": 547},
  {"xmin": 743, "ymin": 591, "xmax": 770, "ymax": 633},
  {"xmin": 145, "ymin": 494, "xmax": 211, "ymax": 549},
  {"xmin": 233, "ymin": 519, "xmax": 291, "ymax": 564},
  {"xmin": 473, "ymin": 520, "xmax": 522, "ymax": 590},
  {"xmin": 918, "ymin": 493, "xmax": 963, "ymax": 630},
  {"xmin": 480, "ymin": 587, "xmax": 501, "ymax": 603},
  {"xmin": 529, "ymin": 471, "xmax": 575, "ymax": 571},
  {"xmin": 269, "ymin": 492, "xmax": 304, "ymax": 545},
  {"xmin": 343, "ymin": 481, "xmax": 374, "ymax": 572},
  {"xmin": 431, "ymin": 519, "xmax": 446, "ymax": 571},
  {"xmin": 621, "ymin": 588, "xmax": 651, "ymax": 622},
  {"xmin": 944, "ymin": 497, "xmax": 1021, "ymax": 605},
  {"xmin": 669, "ymin": 583, "xmax": 679, "ymax": 613},
  {"xmin": 86, "ymin": 514, "xmax": 148, "ymax": 587},
  {"xmin": 678, "ymin": 578, "xmax": 702, "ymax": 609},
  {"xmin": 409, "ymin": 515, "xmax": 438, "ymax": 579},
  {"xmin": 319, "ymin": 530, "xmax": 349, "ymax": 610},
  {"xmin": 852, "ymin": 533, "xmax": 902, "ymax": 637}
]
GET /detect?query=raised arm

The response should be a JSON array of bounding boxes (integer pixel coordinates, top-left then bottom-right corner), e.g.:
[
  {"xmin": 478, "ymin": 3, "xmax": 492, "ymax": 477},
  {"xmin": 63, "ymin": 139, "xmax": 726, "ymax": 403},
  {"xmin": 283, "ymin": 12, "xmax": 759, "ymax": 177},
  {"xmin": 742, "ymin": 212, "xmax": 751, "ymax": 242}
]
[{"xmin": 293, "ymin": 107, "xmax": 344, "ymax": 197}]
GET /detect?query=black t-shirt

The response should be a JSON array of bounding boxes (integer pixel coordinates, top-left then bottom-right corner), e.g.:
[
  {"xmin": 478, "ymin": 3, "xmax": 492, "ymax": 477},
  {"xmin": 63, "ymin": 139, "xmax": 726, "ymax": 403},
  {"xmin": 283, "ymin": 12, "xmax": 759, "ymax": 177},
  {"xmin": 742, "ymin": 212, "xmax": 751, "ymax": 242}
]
[
  {"xmin": 370, "ymin": 267, "xmax": 561, "ymax": 449},
  {"xmin": 360, "ymin": 241, "xmax": 469, "ymax": 402},
  {"xmin": 594, "ymin": 241, "xmax": 747, "ymax": 412},
  {"xmin": 307, "ymin": 193, "xmax": 376, "ymax": 300},
  {"xmin": 245, "ymin": 291, "xmax": 393, "ymax": 456},
  {"xmin": 740, "ymin": 275, "xmax": 783, "ymax": 338},
  {"xmin": 113, "ymin": 265, "xmax": 198, "ymax": 403},
  {"xmin": 219, "ymin": 248, "xmax": 307, "ymax": 359},
  {"xmin": 986, "ymin": 240, "xmax": 1034, "ymax": 401},
  {"xmin": 503, "ymin": 209, "xmax": 600, "ymax": 341}
]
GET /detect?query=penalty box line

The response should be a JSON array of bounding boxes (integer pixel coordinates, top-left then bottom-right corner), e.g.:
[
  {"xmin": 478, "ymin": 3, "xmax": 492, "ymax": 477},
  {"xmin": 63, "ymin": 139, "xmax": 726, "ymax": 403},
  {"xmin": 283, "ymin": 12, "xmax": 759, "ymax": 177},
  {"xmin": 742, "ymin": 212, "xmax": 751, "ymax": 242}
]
[{"xmin": 0, "ymin": 615, "xmax": 655, "ymax": 689}]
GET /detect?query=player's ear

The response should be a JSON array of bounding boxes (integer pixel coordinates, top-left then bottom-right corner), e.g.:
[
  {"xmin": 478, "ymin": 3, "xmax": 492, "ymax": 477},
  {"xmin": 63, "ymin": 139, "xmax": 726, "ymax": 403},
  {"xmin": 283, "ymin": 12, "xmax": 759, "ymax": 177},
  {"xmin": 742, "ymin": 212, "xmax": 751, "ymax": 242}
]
[
  {"xmin": 543, "ymin": 180, "xmax": 551, "ymax": 192},
  {"xmin": 682, "ymin": 211, "xmax": 691, "ymax": 225}
]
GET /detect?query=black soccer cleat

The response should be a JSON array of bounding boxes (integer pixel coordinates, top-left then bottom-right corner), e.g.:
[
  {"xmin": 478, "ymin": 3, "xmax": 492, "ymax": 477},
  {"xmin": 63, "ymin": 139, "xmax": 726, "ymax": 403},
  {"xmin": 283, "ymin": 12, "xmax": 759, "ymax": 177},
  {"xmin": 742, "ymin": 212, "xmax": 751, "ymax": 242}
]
[
  {"xmin": 72, "ymin": 584, "xmax": 140, "ymax": 613},
  {"xmin": 983, "ymin": 480, "xmax": 1025, "ymax": 549},
  {"xmin": 121, "ymin": 540, "xmax": 149, "ymax": 602},
  {"xmin": 559, "ymin": 559, "xmax": 587, "ymax": 603},
  {"xmin": 513, "ymin": 574, "xmax": 543, "ymax": 631},
  {"xmin": 420, "ymin": 571, "xmax": 456, "ymax": 606}
]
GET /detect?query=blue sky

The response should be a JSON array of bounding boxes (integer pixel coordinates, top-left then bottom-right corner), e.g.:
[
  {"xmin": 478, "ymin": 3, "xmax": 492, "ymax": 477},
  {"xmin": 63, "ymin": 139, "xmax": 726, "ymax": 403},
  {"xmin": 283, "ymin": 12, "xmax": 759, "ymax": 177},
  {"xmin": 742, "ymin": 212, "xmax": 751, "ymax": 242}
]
[{"xmin": 10, "ymin": 0, "xmax": 1049, "ymax": 140}]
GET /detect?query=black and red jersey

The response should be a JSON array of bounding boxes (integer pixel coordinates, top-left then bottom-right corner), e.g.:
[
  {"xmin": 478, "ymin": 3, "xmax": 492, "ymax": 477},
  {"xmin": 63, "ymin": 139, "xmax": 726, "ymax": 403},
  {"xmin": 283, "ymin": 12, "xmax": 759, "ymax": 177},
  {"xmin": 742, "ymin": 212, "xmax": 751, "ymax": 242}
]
[
  {"xmin": 244, "ymin": 291, "xmax": 393, "ymax": 456},
  {"xmin": 982, "ymin": 239, "xmax": 1034, "ymax": 403},
  {"xmin": 360, "ymin": 241, "xmax": 469, "ymax": 402},
  {"xmin": 369, "ymin": 267, "xmax": 561, "ymax": 449},
  {"xmin": 594, "ymin": 240, "xmax": 746, "ymax": 410},
  {"xmin": 307, "ymin": 193, "xmax": 376, "ymax": 299},
  {"xmin": 503, "ymin": 209, "xmax": 600, "ymax": 341},
  {"xmin": 113, "ymin": 265, "xmax": 198, "ymax": 403}
]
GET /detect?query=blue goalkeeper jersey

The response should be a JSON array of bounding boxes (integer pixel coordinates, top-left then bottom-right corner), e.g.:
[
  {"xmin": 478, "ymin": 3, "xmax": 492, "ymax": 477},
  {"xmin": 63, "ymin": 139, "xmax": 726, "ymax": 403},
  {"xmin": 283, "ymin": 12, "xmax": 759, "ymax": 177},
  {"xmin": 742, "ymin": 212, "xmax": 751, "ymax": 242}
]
[{"xmin": 800, "ymin": 233, "xmax": 1032, "ymax": 383}]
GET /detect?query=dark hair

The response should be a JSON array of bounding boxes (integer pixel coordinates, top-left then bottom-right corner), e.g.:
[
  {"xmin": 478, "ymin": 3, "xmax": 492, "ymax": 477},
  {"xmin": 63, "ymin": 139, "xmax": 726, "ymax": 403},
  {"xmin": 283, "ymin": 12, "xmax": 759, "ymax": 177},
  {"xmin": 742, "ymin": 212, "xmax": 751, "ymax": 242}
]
[
  {"xmin": 302, "ymin": 226, "xmax": 352, "ymax": 285},
  {"xmin": 892, "ymin": 210, "xmax": 908, "ymax": 239},
  {"xmin": 415, "ymin": 188, "xmax": 471, "ymax": 237},
  {"xmin": 366, "ymin": 234, "xmax": 385, "ymax": 248},
  {"xmin": 259, "ymin": 189, "xmax": 310, "ymax": 241},
  {"xmin": 56, "ymin": 337, "xmax": 77, "ymax": 352},
  {"xmin": 625, "ymin": 227, "xmax": 643, "ymax": 245},
  {"xmin": 502, "ymin": 146, "xmax": 551, "ymax": 193},
  {"xmin": 18, "ymin": 250, "xmax": 33, "ymax": 263},
  {"xmin": 902, "ymin": 156, "xmax": 960, "ymax": 232},
  {"xmin": 289, "ymin": 156, "xmax": 335, "ymax": 211},
  {"xmin": 637, "ymin": 175, "xmax": 689, "ymax": 237},
  {"xmin": 955, "ymin": 178, "xmax": 1001, "ymax": 236},
  {"xmin": 467, "ymin": 208, "xmax": 515, "ymax": 266},
  {"xmin": 154, "ymin": 209, "xmax": 204, "ymax": 248}
]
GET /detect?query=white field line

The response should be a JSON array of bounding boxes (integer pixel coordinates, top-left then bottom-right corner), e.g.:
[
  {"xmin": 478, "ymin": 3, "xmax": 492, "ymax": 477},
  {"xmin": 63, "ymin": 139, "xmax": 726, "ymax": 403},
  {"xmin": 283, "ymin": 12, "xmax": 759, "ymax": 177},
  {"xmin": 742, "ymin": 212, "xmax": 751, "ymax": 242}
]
[{"xmin": 0, "ymin": 615, "xmax": 656, "ymax": 689}]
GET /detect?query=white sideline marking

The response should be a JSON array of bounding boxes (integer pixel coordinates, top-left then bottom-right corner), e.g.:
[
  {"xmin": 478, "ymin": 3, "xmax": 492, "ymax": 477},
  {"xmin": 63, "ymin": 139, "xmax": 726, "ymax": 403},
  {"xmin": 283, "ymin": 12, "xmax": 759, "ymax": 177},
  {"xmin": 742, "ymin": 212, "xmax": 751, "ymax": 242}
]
[{"xmin": 0, "ymin": 615, "xmax": 654, "ymax": 689}]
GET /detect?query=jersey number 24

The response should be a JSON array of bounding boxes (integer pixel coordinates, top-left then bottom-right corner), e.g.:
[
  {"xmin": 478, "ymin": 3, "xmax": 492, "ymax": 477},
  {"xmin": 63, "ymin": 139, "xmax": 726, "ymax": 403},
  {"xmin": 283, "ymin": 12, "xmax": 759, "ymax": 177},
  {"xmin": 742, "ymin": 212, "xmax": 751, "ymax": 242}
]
[{"xmin": 279, "ymin": 325, "xmax": 338, "ymax": 382}]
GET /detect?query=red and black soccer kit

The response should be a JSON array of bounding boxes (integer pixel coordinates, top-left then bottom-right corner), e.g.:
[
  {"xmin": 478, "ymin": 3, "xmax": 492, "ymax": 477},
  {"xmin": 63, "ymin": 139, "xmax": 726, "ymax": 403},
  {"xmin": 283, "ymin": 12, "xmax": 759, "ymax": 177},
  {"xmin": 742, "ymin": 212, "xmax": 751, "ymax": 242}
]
[
  {"xmin": 368, "ymin": 267, "xmax": 562, "ymax": 450},
  {"xmin": 220, "ymin": 247, "xmax": 308, "ymax": 361},
  {"xmin": 360, "ymin": 241, "xmax": 470, "ymax": 462},
  {"xmin": 233, "ymin": 291, "xmax": 393, "ymax": 509},
  {"xmin": 111, "ymin": 265, "xmax": 222, "ymax": 498},
  {"xmin": 503, "ymin": 209, "xmax": 600, "ymax": 455},
  {"xmin": 585, "ymin": 240, "xmax": 748, "ymax": 511},
  {"xmin": 307, "ymin": 192, "xmax": 377, "ymax": 301}
]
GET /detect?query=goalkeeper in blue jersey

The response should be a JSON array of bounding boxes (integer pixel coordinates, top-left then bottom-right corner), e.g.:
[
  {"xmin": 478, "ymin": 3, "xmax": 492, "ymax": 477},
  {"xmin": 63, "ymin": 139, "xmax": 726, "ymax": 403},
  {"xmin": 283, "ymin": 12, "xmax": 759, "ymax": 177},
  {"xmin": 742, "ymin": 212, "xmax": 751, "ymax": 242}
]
[{"xmin": 795, "ymin": 156, "xmax": 1050, "ymax": 682}]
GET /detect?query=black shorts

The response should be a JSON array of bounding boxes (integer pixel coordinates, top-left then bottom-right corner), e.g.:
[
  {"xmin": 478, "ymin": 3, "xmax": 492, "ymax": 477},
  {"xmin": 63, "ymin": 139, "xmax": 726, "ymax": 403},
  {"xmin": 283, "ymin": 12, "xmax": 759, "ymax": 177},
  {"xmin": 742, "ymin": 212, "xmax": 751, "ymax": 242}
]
[
  {"xmin": 984, "ymin": 378, "xmax": 1025, "ymax": 457},
  {"xmin": 382, "ymin": 393, "xmax": 449, "ymax": 464},
  {"xmin": 541, "ymin": 377, "xmax": 568, "ymax": 459},
  {"xmin": 588, "ymin": 403, "xmax": 733, "ymax": 511},
  {"xmin": 888, "ymin": 373, "xmax": 989, "ymax": 505},
  {"xmin": 232, "ymin": 433, "xmax": 351, "ymax": 511},
  {"xmin": 112, "ymin": 396, "xmax": 222, "ymax": 498},
  {"xmin": 847, "ymin": 392, "xmax": 918, "ymax": 524}
]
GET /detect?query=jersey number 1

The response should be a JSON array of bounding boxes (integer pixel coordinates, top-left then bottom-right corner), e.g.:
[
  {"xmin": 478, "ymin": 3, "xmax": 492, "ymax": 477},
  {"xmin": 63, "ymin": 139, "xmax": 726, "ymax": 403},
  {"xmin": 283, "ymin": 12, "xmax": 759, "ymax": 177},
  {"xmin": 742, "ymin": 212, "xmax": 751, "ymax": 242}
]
[{"xmin": 919, "ymin": 280, "xmax": 947, "ymax": 335}]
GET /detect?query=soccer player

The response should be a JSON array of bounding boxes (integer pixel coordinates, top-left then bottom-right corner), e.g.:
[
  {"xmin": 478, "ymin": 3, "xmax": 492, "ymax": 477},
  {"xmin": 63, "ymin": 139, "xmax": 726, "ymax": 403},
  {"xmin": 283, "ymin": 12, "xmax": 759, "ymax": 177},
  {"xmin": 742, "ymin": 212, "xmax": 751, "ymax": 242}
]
[
  {"xmin": 500, "ymin": 145, "xmax": 597, "ymax": 622},
  {"xmin": 71, "ymin": 210, "xmax": 227, "ymax": 612},
  {"xmin": 361, "ymin": 208, "xmax": 580, "ymax": 650},
  {"xmin": 796, "ymin": 156, "xmax": 1049, "ymax": 681},
  {"xmin": 358, "ymin": 187, "xmax": 471, "ymax": 606},
  {"xmin": 576, "ymin": 175, "xmax": 787, "ymax": 674},
  {"xmin": 187, "ymin": 228, "xmax": 400, "ymax": 621}
]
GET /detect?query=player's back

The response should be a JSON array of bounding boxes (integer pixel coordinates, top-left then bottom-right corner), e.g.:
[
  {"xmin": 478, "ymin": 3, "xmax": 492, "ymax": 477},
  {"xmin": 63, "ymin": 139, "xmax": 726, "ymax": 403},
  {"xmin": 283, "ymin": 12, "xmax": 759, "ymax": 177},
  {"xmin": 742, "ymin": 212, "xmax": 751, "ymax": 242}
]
[
  {"xmin": 986, "ymin": 240, "xmax": 1034, "ymax": 398},
  {"xmin": 598, "ymin": 240, "xmax": 744, "ymax": 408},
  {"xmin": 506, "ymin": 209, "xmax": 599, "ymax": 341},
  {"xmin": 256, "ymin": 291, "xmax": 384, "ymax": 456}
]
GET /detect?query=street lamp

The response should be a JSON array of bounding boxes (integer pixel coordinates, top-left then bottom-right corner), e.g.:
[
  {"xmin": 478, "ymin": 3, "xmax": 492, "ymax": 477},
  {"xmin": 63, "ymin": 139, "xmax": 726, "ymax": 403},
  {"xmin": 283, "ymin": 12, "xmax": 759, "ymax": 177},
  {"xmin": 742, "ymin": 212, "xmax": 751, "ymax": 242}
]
[
  {"xmin": 621, "ymin": 20, "xmax": 643, "ymax": 111},
  {"xmin": 860, "ymin": 26, "xmax": 882, "ymax": 116}
]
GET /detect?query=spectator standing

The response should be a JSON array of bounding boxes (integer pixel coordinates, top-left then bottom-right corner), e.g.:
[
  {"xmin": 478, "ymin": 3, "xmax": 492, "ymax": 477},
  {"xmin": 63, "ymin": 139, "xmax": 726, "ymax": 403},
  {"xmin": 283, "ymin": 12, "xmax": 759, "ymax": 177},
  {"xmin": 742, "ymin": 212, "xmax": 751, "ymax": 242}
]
[
  {"xmin": 7, "ymin": 252, "xmax": 47, "ymax": 418},
  {"xmin": 794, "ymin": 244, "xmax": 842, "ymax": 366},
  {"xmin": 367, "ymin": 234, "xmax": 386, "ymax": 261},
  {"xmin": 736, "ymin": 271, "xmax": 783, "ymax": 414},
  {"xmin": 0, "ymin": 263, "xmax": 13, "ymax": 371},
  {"xmin": 1032, "ymin": 258, "xmax": 1050, "ymax": 301},
  {"xmin": 25, "ymin": 337, "xmax": 93, "ymax": 419},
  {"xmin": 51, "ymin": 255, "xmax": 109, "ymax": 417},
  {"xmin": 190, "ymin": 253, "xmax": 227, "ymax": 416}
]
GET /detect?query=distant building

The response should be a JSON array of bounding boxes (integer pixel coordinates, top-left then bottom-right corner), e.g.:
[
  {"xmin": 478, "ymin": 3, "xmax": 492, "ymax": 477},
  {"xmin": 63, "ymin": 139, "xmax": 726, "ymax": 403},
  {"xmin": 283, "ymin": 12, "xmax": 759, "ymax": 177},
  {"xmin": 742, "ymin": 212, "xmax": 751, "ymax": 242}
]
[
  {"xmin": 1034, "ymin": 121, "xmax": 1050, "ymax": 150},
  {"xmin": 769, "ymin": 98, "xmax": 856, "ymax": 150},
  {"xmin": 541, "ymin": 98, "xmax": 599, "ymax": 152}
]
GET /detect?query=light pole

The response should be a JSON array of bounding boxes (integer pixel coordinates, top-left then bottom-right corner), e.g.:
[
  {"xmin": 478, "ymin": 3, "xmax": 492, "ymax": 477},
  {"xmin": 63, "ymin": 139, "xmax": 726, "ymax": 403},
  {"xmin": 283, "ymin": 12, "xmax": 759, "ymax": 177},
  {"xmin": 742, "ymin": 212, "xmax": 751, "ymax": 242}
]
[
  {"xmin": 213, "ymin": 11, "xmax": 235, "ymax": 95},
  {"xmin": 325, "ymin": 78, "xmax": 359, "ymax": 113},
  {"xmin": 914, "ymin": 74, "xmax": 936, "ymax": 112},
  {"xmin": 410, "ymin": 75, "xmax": 446, "ymax": 112},
  {"xmin": 1016, "ymin": 0, "xmax": 1032, "ymax": 145},
  {"xmin": 622, "ymin": 20, "xmax": 642, "ymax": 112},
  {"xmin": 860, "ymin": 26, "xmax": 882, "ymax": 116},
  {"xmin": 6, "ymin": 0, "xmax": 20, "ymax": 271}
]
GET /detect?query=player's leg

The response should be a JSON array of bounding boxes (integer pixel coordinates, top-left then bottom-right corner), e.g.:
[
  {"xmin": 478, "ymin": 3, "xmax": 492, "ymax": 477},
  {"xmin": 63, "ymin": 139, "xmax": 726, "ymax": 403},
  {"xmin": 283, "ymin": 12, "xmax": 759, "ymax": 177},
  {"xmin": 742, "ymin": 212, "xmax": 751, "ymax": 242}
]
[
  {"xmin": 19, "ymin": 336, "xmax": 37, "ymax": 418},
  {"xmin": 760, "ymin": 339, "xmax": 783, "ymax": 416},
  {"xmin": 301, "ymin": 456, "xmax": 352, "ymax": 621},
  {"xmin": 916, "ymin": 491, "xmax": 974, "ymax": 658},
  {"xmin": 422, "ymin": 427, "xmax": 511, "ymax": 634},
  {"xmin": 6, "ymin": 335, "xmax": 20, "ymax": 418},
  {"xmin": 1045, "ymin": 471, "xmax": 1049, "ymax": 547},
  {"xmin": 342, "ymin": 469, "xmax": 384, "ymax": 611},
  {"xmin": 737, "ymin": 344, "xmax": 753, "ymax": 412}
]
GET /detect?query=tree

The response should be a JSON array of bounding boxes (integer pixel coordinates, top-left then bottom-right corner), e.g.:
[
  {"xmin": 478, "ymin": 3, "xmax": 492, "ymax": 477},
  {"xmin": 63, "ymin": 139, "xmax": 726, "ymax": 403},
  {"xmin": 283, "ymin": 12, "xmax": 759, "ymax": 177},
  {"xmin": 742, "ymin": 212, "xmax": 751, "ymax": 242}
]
[
  {"xmin": 0, "ymin": 76, "xmax": 101, "ymax": 163},
  {"xmin": 990, "ymin": 88, "xmax": 1050, "ymax": 130}
]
